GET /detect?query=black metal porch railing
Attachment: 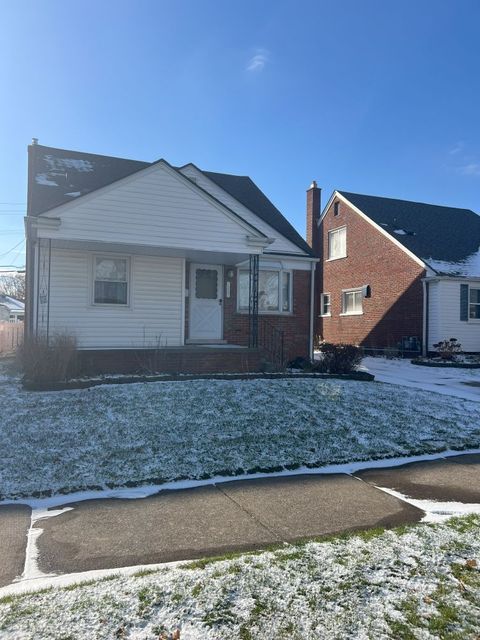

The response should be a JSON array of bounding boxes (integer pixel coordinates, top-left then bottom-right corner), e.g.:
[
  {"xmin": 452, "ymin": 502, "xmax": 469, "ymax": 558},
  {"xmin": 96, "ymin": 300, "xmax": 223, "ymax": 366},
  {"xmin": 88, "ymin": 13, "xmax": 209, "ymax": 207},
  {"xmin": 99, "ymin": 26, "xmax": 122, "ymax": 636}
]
[{"xmin": 258, "ymin": 316, "xmax": 285, "ymax": 370}]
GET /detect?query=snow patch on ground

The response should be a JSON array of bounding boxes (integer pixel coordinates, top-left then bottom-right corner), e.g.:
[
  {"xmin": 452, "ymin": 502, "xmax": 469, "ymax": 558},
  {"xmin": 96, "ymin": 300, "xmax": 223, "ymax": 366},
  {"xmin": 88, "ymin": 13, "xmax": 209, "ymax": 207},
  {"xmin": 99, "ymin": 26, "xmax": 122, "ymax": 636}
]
[{"xmin": 361, "ymin": 356, "xmax": 480, "ymax": 401}]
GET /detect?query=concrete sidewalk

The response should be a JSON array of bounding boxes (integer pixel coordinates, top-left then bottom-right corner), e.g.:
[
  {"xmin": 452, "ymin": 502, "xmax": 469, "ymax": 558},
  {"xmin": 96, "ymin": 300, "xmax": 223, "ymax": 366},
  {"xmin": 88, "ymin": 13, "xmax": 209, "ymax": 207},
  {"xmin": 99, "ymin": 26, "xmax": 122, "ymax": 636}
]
[{"xmin": 1, "ymin": 453, "xmax": 479, "ymax": 587}]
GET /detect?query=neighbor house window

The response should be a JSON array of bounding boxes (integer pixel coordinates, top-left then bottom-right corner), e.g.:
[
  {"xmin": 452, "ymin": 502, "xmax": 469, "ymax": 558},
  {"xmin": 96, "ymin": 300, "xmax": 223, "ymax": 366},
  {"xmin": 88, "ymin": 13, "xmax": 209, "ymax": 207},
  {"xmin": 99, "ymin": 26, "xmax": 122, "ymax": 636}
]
[
  {"xmin": 238, "ymin": 268, "xmax": 292, "ymax": 313},
  {"xmin": 333, "ymin": 201, "xmax": 340, "ymax": 216},
  {"xmin": 327, "ymin": 226, "xmax": 346, "ymax": 259},
  {"xmin": 320, "ymin": 293, "xmax": 331, "ymax": 316},
  {"xmin": 470, "ymin": 287, "xmax": 480, "ymax": 319},
  {"xmin": 93, "ymin": 256, "xmax": 129, "ymax": 305},
  {"xmin": 341, "ymin": 288, "xmax": 363, "ymax": 315}
]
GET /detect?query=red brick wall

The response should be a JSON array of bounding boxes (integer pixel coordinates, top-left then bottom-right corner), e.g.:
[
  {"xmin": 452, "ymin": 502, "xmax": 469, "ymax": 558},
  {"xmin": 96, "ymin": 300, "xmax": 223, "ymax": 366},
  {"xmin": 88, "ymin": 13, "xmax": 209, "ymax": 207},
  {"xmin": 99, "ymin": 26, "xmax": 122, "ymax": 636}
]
[
  {"xmin": 78, "ymin": 347, "xmax": 263, "ymax": 375},
  {"xmin": 318, "ymin": 197, "xmax": 425, "ymax": 348},
  {"xmin": 223, "ymin": 268, "xmax": 311, "ymax": 361}
]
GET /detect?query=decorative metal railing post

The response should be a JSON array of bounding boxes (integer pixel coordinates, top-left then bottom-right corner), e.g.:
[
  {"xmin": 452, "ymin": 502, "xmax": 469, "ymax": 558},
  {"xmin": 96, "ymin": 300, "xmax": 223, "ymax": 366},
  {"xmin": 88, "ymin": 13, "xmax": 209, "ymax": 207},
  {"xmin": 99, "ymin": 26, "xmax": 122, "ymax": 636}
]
[
  {"xmin": 36, "ymin": 238, "xmax": 52, "ymax": 342},
  {"xmin": 248, "ymin": 254, "xmax": 259, "ymax": 348}
]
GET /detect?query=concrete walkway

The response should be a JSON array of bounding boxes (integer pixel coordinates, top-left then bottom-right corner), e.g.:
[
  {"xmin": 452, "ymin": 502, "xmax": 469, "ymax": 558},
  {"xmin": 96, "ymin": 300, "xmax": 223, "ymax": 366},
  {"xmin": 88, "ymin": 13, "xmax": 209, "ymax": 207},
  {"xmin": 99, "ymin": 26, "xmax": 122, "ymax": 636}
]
[{"xmin": 1, "ymin": 453, "xmax": 479, "ymax": 587}]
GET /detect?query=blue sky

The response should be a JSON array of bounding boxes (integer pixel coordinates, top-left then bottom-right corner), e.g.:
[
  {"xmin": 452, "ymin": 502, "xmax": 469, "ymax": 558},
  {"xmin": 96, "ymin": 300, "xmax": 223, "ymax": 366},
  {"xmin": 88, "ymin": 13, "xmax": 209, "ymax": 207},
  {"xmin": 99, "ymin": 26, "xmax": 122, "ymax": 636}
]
[{"xmin": 1, "ymin": 0, "xmax": 480, "ymax": 266}]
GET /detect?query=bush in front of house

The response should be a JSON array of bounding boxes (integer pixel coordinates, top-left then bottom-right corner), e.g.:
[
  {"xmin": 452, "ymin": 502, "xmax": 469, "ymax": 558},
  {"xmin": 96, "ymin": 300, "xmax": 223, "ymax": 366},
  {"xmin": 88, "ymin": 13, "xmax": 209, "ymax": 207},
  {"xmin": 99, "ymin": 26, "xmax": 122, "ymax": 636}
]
[
  {"xmin": 17, "ymin": 332, "xmax": 79, "ymax": 386},
  {"xmin": 432, "ymin": 338, "xmax": 463, "ymax": 361},
  {"xmin": 316, "ymin": 342, "xmax": 363, "ymax": 374}
]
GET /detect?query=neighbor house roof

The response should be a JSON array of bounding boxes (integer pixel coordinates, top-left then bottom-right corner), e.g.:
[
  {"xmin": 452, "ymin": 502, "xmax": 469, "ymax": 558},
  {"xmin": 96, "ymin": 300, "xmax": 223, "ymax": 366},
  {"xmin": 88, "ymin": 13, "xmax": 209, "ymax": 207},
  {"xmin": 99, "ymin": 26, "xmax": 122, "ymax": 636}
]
[
  {"xmin": 27, "ymin": 144, "xmax": 312, "ymax": 255},
  {"xmin": 338, "ymin": 191, "xmax": 480, "ymax": 277},
  {"xmin": 0, "ymin": 295, "xmax": 25, "ymax": 313}
]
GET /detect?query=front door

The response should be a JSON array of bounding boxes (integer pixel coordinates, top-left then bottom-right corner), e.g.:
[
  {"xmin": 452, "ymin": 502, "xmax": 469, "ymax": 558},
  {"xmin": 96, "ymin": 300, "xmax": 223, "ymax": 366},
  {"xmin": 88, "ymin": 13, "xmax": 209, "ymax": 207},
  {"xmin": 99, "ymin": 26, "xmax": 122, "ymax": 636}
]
[{"xmin": 189, "ymin": 264, "xmax": 223, "ymax": 341}]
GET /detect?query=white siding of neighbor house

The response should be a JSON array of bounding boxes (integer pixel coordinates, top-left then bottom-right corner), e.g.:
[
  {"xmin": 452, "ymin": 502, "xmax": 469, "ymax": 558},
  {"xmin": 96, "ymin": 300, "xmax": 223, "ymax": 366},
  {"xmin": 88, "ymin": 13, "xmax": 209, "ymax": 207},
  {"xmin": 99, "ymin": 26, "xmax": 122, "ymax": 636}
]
[
  {"xmin": 46, "ymin": 248, "xmax": 184, "ymax": 349},
  {"xmin": 428, "ymin": 279, "xmax": 480, "ymax": 352},
  {"xmin": 179, "ymin": 165, "xmax": 307, "ymax": 255},
  {"xmin": 38, "ymin": 163, "xmax": 262, "ymax": 254}
]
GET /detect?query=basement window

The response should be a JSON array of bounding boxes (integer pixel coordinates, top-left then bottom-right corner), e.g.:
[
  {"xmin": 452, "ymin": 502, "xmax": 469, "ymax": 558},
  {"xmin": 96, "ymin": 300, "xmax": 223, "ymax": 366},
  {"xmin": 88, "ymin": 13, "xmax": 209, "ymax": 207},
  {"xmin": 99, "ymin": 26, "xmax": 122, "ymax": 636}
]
[{"xmin": 93, "ymin": 256, "xmax": 129, "ymax": 305}]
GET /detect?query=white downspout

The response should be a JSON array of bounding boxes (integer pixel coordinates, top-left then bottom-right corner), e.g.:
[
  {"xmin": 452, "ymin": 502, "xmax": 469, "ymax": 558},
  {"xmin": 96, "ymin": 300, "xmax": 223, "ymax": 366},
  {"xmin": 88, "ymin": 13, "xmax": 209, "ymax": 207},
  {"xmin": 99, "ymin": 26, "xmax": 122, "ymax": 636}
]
[{"xmin": 309, "ymin": 261, "xmax": 315, "ymax": 360}]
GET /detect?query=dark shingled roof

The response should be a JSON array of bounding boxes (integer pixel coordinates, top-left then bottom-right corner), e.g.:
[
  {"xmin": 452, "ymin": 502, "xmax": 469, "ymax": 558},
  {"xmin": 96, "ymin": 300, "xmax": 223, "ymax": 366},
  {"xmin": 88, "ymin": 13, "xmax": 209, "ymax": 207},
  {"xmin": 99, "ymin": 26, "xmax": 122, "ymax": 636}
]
[
  {"xmin": 203, "ymin": 171, "xmax": 313, "ymax": 255},
  {"xmin": 28, "ymin": 144, "xmax": 149, "ymax": 216},
  {"xmin": 27, "ymin": 144, "xmax": 312, "ymax": 255},
  {"xmin": 339, "ymin": 191, "xmax": 480, "ymax": 273}
]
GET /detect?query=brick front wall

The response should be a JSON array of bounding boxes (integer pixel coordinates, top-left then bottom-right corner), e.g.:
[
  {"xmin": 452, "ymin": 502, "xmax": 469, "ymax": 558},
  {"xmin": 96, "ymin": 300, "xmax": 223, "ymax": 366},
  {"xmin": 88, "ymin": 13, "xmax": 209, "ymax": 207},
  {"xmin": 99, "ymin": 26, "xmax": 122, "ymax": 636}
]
[
  {"xmin": 223, "ymin": 268, "xmax": 311, "ymax": 362},
  {"xmin": 318, "ymin": 198, "xmax": 426, "ymax": 349}
]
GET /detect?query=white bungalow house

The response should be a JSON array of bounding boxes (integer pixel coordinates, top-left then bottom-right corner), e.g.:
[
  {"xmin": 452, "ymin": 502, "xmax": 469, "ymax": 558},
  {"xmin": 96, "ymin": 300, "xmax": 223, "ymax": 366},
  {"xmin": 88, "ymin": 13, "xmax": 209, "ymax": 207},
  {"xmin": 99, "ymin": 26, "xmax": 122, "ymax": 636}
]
[{"xmin": 25, "ymin": 142, "xmax": 317, "ymax": 373}]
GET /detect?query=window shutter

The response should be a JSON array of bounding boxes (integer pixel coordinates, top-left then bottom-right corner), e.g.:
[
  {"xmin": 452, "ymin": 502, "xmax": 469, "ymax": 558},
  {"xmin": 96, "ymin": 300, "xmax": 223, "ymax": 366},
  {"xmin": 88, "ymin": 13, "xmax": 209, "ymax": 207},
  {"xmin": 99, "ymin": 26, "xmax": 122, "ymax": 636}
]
[{"xmin": 460, "ymin": 284, "xmax": 469, "ymax": 321}]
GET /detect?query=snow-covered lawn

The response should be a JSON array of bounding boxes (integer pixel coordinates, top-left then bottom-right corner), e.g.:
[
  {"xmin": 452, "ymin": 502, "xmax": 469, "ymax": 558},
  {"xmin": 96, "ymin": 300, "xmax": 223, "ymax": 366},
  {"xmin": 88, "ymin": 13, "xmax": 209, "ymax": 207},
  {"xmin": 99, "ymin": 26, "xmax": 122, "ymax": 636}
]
[
  {"xmin": 361, "ymin": 356, "xmax": 480, "ymax": 401},
  {"xmin": 1, "ymin": 515, "xmax": 479, "ymax": 639},
  {"xmin": 1, "ymin": 375, "xmax": 479, "ymax": 501}
]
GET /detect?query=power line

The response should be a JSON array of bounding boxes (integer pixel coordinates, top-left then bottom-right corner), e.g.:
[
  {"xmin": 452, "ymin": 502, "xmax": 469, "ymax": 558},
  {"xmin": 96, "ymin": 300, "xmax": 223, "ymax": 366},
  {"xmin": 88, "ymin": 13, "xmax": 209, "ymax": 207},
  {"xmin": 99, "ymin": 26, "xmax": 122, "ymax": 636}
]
[
  {"xmin": 0, "ymin": 239, "xmax": 25, "ymax": 258},
  {"xmin": 0, "ymin": 202, "xmax": 26, "ymax": 205}
]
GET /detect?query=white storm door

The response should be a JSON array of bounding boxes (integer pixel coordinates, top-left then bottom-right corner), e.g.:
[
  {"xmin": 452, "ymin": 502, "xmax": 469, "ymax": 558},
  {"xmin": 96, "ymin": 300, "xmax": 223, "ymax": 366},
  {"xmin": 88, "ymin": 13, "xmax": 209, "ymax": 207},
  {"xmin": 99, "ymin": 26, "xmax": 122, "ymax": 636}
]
[{"xmin": 189, "ymin": 264, "xmax": 223, "ymax": 340}]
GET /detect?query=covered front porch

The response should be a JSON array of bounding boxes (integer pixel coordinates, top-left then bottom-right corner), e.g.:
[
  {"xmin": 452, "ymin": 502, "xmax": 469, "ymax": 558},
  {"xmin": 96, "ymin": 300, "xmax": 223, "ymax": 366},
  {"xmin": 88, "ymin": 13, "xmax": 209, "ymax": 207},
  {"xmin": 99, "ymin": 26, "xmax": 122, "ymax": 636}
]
[{"xmin": 32, "ymin": 238, "xmax": 287, "ymax": 374}]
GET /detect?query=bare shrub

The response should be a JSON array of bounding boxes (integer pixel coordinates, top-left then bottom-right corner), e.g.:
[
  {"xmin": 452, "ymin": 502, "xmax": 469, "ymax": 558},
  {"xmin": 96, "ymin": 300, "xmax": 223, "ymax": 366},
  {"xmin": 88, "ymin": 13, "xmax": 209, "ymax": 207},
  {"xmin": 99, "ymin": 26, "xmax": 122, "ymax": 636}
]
[
  {"xmin": 17, "ymin": 332, "xmax": 79, "ymax": 386},
  {"xmin": 316, "ymin": 342, "xmax": 362, "ymax": 374},
  {"xmin": 432, "ymin": 338, "xmax": 462, "ymax": 361}
]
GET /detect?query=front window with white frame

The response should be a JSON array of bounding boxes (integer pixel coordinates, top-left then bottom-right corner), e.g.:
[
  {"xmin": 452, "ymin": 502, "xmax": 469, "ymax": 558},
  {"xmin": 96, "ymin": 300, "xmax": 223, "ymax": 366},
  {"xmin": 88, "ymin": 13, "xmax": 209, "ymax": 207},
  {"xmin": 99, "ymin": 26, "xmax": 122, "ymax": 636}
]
[
  {"xmin": 341, "ymin": 288, "xmax": 363, "ymax": 315},
  {"xmin": 93, "ymin": 256, "xmax": 129, "ymax": 305},
  {"xmin": 238, "ymin": 268, "xmax": 292, "ymax": 313},
  {"xmin": 320, "ymin": 293, "xmax": 331, "ymax": 316},
  {"xmin": 327, "ymin": 226, "xmax": 347, "ymax": 260},
  {"xmin": 470, "ymin": 287, "xmax": 480, "ymax": 319}
]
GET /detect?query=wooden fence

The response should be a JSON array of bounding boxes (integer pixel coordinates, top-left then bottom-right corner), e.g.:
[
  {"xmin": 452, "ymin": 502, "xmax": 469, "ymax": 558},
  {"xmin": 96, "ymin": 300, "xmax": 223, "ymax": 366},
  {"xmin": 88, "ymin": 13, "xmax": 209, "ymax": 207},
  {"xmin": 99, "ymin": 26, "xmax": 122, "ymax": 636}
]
[{"xmin": 0, "ymin": 322, "xmax": 24, "ymax": 354}]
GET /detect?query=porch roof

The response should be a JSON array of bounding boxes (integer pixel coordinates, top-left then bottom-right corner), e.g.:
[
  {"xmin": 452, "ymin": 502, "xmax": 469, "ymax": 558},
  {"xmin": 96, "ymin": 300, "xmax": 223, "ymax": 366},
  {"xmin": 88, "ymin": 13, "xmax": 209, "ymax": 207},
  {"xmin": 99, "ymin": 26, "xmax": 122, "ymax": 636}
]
[{"xmin": 45, "ymin": 238, "xmax": 262, "ymax": 266}]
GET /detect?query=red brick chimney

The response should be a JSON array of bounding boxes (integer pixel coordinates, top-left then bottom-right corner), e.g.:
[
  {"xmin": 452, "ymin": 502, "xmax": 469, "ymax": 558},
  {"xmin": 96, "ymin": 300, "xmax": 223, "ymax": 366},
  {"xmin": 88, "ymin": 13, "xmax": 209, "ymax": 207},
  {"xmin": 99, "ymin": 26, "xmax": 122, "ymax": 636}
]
[{"xmin": 306, "ymin": 180, "xmax": 321, "ymax": 255}]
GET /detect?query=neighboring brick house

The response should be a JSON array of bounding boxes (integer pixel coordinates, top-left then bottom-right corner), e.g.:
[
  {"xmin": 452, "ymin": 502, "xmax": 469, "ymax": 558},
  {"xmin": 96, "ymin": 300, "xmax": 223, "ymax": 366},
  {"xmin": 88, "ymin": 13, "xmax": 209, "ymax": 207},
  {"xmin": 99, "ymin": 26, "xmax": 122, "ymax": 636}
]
[
  {"xmin": 25, "ymin": 142, "xmax": 317, "ymax": 374},
  {"xmin": 307, "ymin": 188, "xmax": 480, "ymax": 354}
]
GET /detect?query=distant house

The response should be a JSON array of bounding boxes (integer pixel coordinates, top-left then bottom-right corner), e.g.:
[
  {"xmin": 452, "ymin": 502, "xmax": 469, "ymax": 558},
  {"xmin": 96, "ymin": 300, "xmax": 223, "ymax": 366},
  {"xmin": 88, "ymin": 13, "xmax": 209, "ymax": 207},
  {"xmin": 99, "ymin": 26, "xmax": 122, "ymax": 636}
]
[
  {"xmin": 306, "ymin": 188, "xmax": 480, "ymax": 354},
  {"xmin": 0, "ymin": 295, "xmax": 25, "ymax": 323},
  {"xmin": 25, "ymin": 142, "xmax": 317, "ymax": 373}
]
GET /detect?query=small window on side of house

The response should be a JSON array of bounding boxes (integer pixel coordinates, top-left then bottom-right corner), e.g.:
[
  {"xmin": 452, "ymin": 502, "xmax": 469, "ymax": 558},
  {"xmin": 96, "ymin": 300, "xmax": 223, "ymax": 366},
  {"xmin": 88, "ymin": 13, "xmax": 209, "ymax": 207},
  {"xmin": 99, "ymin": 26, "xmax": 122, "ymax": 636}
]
[
  {"xmin": 320, "ymin": 293, "xmax": 331, "ymax": 316},
  {"xmin": 469, "ymin": 287, "xmax": 480, "ymax": 319},
  {"xmin": 333, "ymin": 202, "xmax": 339, "ymax": 216},
  {"xmin": 327, "ymin": 226, "xmax": 347, "ymax": 260},
  {"xmin": 93, "ymin": 256, "xmax": 129, "ymax": 305},
  {"xmin": 341, "ymin": 288, "xmax": 363, "ymax": 315}
]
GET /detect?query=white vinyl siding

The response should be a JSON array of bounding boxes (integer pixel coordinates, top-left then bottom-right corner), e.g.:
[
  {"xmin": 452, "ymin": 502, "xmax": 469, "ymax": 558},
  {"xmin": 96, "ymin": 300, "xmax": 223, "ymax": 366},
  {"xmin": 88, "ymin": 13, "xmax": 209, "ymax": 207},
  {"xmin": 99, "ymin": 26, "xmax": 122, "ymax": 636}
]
[
  {"xmin": 179, "ymin": 165, "xmax": 306, "ymax": 255},
  {"xmin": 427, "ymin": 279, "xmax": 480, "ymax": 352},
  {"xmin": 47, "ymin": 248, "xmax": 184, "ymax": 348},
  {"xmin": 327, "ymin": 227, "xmax": 347, "ymax": 260},
  {"xmin": 38, "ymin": 163, "xmax": 261, "ymax": 254}
]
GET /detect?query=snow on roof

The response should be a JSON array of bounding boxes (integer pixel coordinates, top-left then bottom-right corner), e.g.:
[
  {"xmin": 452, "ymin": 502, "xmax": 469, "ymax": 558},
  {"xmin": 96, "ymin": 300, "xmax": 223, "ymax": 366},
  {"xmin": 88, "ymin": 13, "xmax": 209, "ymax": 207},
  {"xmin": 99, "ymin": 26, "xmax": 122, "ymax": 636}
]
[
  {"xmin": 423, "ymin": 247, "xmax": 480, "ymax": 277},
  {"xmin": 0, "ymin": 295, "xmax": 25, "ymax": 312}
]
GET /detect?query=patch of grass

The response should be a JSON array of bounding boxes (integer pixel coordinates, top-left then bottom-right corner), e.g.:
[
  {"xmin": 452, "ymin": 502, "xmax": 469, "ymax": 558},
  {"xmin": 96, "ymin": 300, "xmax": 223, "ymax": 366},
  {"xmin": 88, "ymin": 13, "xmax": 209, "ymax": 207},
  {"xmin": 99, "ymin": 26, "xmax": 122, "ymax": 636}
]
[{"xmin": 132, "ymin": 568, "xmax": 159, "ymax": 578}]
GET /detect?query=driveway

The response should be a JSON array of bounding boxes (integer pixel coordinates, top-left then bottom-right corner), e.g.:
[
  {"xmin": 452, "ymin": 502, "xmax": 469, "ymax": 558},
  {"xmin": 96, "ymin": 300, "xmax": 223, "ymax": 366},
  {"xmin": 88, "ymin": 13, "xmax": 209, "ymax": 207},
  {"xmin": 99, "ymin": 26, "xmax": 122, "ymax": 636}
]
[{"xmin": 362, "ymin": 356, "xmax": 480, "ymax": 401}]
